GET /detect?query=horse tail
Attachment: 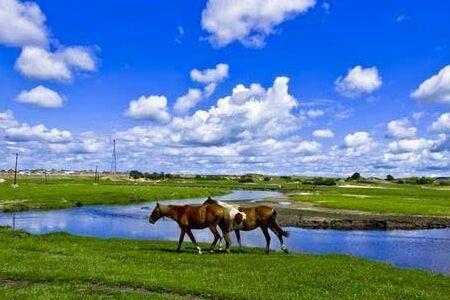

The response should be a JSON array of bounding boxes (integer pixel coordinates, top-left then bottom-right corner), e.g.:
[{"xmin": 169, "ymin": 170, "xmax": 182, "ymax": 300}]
[{"xmin": 270, "ymin": 209, "xmax": 289, "ymax": 237}]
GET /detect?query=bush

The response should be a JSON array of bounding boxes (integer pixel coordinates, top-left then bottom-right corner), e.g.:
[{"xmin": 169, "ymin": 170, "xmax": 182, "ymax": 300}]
[
  {"xmin": 386, "ymin": 174, "xmax": 395, "ymax": 181},
  {"xmin": 346, "ymin": 172, "xmax": 362, "ymax": 181},
  {"xmin": 310, "ymin": 177, "xmax": 337, "ymax": 186},
  {"xmin": 129, "ymin": 170, "xmax": 144, "ymax": 179}
]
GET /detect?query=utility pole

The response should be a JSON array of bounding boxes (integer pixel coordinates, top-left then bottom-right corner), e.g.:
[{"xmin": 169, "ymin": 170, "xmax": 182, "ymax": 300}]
[
  {"xmin": 44, "ymin": 171, "xmax": 48, "ymax": 184},
  {"xmin": 94, "ymin": 165, "xmax": 98, "ymax": 184},
  {"xmin": 13, "ymin": 152, "xmax": 18, "ymax": 186},
  {"xmin": 111, "ymin": 139, "xmax": 117, "ymax": 176}
]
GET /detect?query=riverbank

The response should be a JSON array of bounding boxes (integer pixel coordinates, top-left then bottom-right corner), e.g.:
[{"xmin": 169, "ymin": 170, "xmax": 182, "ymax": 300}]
[
  {"xmin": 0, "ymin": 227, "xmax": 449, "ymax": 299},
  {"xmin": 244, "ymin": 193, "xmax": 450, "ymax": 230},
  {"xmin": 0, "ymin": 180, "xmax": 229, "ymax": 212}
]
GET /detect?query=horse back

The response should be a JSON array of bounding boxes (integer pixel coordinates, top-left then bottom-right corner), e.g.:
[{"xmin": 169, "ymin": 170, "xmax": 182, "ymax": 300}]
[{"xmin": 238, "ymin": 206, "xmax": 274, "ymax": 230}]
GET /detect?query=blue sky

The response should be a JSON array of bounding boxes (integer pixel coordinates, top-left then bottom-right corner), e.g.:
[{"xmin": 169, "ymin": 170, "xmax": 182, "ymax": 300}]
[{"xmin": 1, "ymin": 0, "xmax": 450, "ymax": 176}]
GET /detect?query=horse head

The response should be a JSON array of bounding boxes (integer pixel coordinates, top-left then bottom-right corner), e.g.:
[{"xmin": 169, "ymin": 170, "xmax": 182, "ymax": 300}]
[{"xmin": 149, "ymin": 203, "xmax": 163, "ymax": 224}]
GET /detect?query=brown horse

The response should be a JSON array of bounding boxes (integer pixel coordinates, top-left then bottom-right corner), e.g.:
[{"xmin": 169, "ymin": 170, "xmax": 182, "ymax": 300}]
[
  {"xmin": 149, "ymin": 202, "xmax": 232, "ymax": 254},
  {"xmin": 204, "ymin": 199, "xmax": 289, "ymax": 254}
]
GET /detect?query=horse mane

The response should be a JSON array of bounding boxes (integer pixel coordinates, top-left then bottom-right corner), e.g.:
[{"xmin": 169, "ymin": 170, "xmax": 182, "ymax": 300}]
[{"xmin": 203, "ymin": 196, "xmax": 218, "ymax": 205}]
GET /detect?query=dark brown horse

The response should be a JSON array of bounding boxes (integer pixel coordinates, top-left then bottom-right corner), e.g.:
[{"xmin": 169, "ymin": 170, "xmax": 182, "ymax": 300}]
[
  {"xmin": 149, "ymin": 202, "xmax": 232, "ymax": 254},
  {"xmin": 204, "ymin": 199, "xmax": 289, "ymax": 254}
]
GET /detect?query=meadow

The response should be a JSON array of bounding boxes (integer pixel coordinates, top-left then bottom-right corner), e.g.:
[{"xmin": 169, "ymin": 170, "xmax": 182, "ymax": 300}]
[
  {"xmin": 1, "ymin": 174, "xmax": 450, "ymax": 217},
  {"xmin": 289, "ymin": 183, "xmax": 450, "ymax": 216},
  {"xmin": 0, "ymin": 227, "xmax": 449, "ymax": 300},
  {"xmin": 0, "ymin": 175, "xmax": 229, "ymax": 212}
]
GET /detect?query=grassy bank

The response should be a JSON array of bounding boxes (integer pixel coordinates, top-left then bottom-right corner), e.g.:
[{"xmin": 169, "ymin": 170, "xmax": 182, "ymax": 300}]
[
  {"xmin": 0, "ymin": 227, "xmax": 449, "ymax": 300},
  {"xmin": 0, "ymin": 177, "xmax": 229, "ymax": 212},
  {"xmin": 289, "ymin": 184, "xmax": 450, "ymax": 216}
]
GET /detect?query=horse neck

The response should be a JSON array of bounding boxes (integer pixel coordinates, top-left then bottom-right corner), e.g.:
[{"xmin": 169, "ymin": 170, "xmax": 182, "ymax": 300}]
[{"xmin": 160, "ymin": 205, "xmax": 179, "ymax": 222}]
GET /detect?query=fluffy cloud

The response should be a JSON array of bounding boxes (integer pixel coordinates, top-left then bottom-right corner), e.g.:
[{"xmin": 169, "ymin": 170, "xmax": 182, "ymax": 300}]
[
  {"xmin": 313, "ymin": 129, "xmax": 334, "ymax": 138},
  {"xmin": 430, "ymin": 112, "xmax": 450, "ymax": 132},
  {"xmin": 387, "ymin": 118, "xmax": 416, "ymax": 138},
  {"xmin": 343, "ymin": 131, "xmax": 373, "ymax": 156},
  {"xmin": 0, "ymin": 110, "xmax": 19, "ymax": 129},
  {"xmin": 190, "ymin": 63, "xmax": 229, "ymax": 84},
  {"xmin": 201, "ymin": 0, "xmax": 316, "ymax": 47},
  {"xmin": 335, "ymin": 66, "xmax": 382, "ymax": 98},
  {"xmin": 5, "ymin": 123, "xmax": 72, "ymax": 143},
  {"xmin": 174, "ymin": 64, "xmax": 230, "ymax": 115},
  {"xmin": 174, "ymin": 88, "xmax": 203, "ymax": 115},
  {"xmin": 125, "ymin": 95, "xmax": 170, "ymax": 122},
  {"xmin": 15, "ymin": 46, "xmax": 97, "ymax": 81},
  {"xmin": 306, "ymin": 109, "xmax": 324, "ymax": 118},
  {"xmin": 49, "ymin": 132, "xmax": 105, "ymax": 154},
  {"xmin": 0, "ymin": 0, "xmax": 98, "ymax": 82},
  {"xmin": 0, "ymin": 0, "xmax": 48, "ymax": 47},
  {"xmin": 388, "ymin": 138, "xmax": 434, "ymax": 154},
  {"xmin": 411, "ymin": 65, "xmax": 450, "ymax": 104},
  {"xmin": 120, "ymin": 76, "xmax": 298, "ymax": 147},
  {"xmin": 16, "ymin": 85, "xmax": 64, "ymax": 108},
  {"xmin": 294, "ymin": 140, "xmax": 321, "ymax": 154}
]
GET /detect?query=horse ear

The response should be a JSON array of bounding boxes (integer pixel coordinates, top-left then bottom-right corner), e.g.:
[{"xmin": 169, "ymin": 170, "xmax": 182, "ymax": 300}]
[
  {"xmin": 207, "ymin": 196, "xmax": 211, "ymax": 200},
  {"xmin": 156, "ymin": 202, "xmax": 160, "ymax": 208}
]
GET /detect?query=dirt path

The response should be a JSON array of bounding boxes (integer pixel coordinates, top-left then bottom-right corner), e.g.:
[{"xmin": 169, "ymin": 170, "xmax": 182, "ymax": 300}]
[{"xmin": 0, "ymin": 278, "xmax": 206, "ymax": 300}]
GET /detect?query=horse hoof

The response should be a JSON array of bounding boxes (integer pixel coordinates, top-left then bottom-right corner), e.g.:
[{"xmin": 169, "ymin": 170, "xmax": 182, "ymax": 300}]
[
  {"xmin": 281, "ymin": 245, "xmax": 289, "ymax": 254},
  {"xmin": 209, "ymin": 249, "xmax": 215, "ymax": 253}
]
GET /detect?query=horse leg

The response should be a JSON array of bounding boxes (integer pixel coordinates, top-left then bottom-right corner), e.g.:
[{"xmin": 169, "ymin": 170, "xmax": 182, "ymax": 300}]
[
  {"xmin": 261, "ymin": 227, "xmax": 271, "ymax": 254},
  {"xmin": 269, "ymin": 216, "xmax": 289, "ymax": 253},
  {"xmin": 177, "ymin": 228, "xmax": 186, "ymax": 252},
  {"xmin": 235, "ymin": 229, "xmax": 242, "ymax": 251},
  {"xmin": 269, "ymin": 225, "xmax": 288, "ymax": 253},
  {"xmin": 186, "ymin": 229, "xmax": 202, "ymax": 254},
  {"xmin": 222, "ymin": 231, "xmax": 231, "ymax": 254},
  {"xmin": 208, "ymin": 225, "xmax": 221, "ymax": 252}
]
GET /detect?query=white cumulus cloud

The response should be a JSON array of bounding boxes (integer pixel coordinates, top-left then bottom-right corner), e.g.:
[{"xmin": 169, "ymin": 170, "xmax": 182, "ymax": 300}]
[
  {"xmin": 344, "ymin": 131, "xmax": 373, "ymax": 156},
  {"xmin": 313, "ymin": 129, "xmax": 334, "ymax": 138},
  {"xmin": 5, "ymin": 123, "xmax": 72, "ymax": 143},
  {"xmin": 430, "ymin": 112, "xmax": 450, "ymax": 132},
  {"xmin": 125, "ymin": 95, "xmax": 170, "ymax": 122},
  {"xmin": 387, "ymin": 118, "xmax": 416, "ymax": 138},
  {"xmin": 294, "ymin": 140, "xmax": 321, "ymax": 154},
  {"xmin": 175, "ymin": 63, "xmax": 230, "ymax": 114},
  {"xmin": 0, "ymin": 0, "xmax": 48, "ymax": 47},
  {"xmin": 16, "ymin": 85, "xmax": 64, "ymax": 108},
  {"xmin": 190, "ymin": 63, "xmax": 229, "ymax": 85},
  {"xmin": 335, "ymin": 66, "xmax": 382, "ymax": 98},
  {"xmin": 15, "ymin": 46, "xmax": 97, "ymax": 81},
  {"xmin": 388, "ymin": 138, "xmax": 434, "ymax": 154},
  {"xmin": 174, "ymin": 89, "xmax": 203, "ymax": 115},
  {"xmin": 201, "ymin": 0, "xmax": 316, "ymax": 47},
  {"xmin": 411, "ymin": 65, "xmax": 450, "ymax": 104}
]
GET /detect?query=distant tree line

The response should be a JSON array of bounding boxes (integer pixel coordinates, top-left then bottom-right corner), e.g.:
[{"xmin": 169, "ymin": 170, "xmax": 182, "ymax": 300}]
[{"xmin": 129, "ymin": 170, "xmax": 180, "ymax": 180}]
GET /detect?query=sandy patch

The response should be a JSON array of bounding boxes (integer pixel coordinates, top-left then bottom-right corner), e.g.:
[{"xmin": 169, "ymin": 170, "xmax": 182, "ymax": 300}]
[
  {"xmin": 339, "ymin": 184, "xmax": 389, "ymax": 189},
  {"xmin": 342, "ymin": 194, "xmax": 373, "ymax": 198}
]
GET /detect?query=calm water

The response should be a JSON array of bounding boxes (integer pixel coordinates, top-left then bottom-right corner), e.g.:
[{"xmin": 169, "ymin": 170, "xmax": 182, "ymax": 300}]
[{"xmin": 0, "ymin": 190, "xmax": 449, "ymax": 275}]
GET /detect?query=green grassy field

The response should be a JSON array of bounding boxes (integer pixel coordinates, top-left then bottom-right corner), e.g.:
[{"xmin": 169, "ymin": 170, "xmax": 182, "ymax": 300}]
[
  {"xmin": 0, "ymin": 227, "xmax": 449, "ymax": 300},
  {"xmin": 2, "ymin": 175, "xmax": 450, "ymax": 216},
  {"xmin": 289, "ymin": 183, "xmax": 450, "ymax": 216},
  {"xmin": 0, "ymin": 176, "xmax": 229, "ymax": 212}
]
